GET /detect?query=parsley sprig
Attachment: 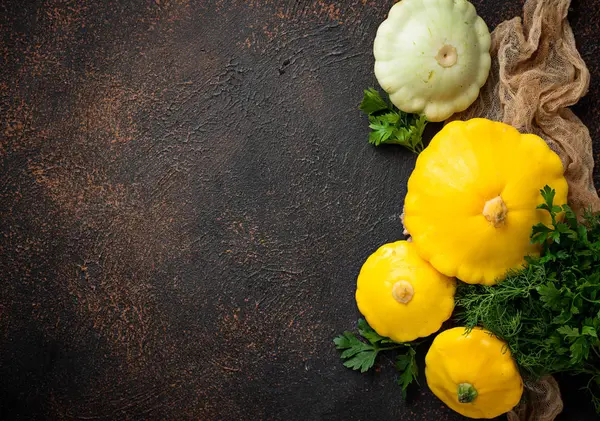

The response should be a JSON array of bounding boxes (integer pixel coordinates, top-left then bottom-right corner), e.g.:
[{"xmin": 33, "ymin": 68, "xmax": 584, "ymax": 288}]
[
  {"xmin": 359, "ymin": 88, "xmax": 428, "ymax": 153},
  {"xmin": 334, "ymin": 319, "xmax": 419, "ymax": 398},
  {"xmin": 456, "ymin": 186, "xmax": 600, "ymax": 411}
]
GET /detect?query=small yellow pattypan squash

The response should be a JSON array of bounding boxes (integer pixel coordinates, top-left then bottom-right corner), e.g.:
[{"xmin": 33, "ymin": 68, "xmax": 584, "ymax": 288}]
[
  {"xmin": 355, "ymin": 241, "xmax": 455, "ymax": 343},
  {"xmin": 426, "ymin": 327, "xmax": 523, "ymax": 419},
  {"xmin": 404, "ymin": 118, "xmax": 568, "ymax": 285},
  {"xmin": 373, "ymin": 0, "xmax": 491, "ymax": 122}
]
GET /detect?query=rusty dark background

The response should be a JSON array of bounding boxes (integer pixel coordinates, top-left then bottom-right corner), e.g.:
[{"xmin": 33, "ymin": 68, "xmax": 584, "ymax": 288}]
[{"xmin": 1, "ymin": 0, "xmax": 599, "ymax": 420}]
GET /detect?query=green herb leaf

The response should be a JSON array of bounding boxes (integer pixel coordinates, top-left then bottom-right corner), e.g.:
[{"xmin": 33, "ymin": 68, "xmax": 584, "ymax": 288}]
[
  {"xmin": 395, "ymin": 347, "xmax": 419, "ymax": 399},
  {"xmin": 359, "ymin": 88, "xmax": 390, "ymax": 115},
  {"xmin": 582, "ymin": 326, "xmax": 598, "ymax": 338},
  {"xmin": 360, "ymin": 87, "xmax": 428, "ymax": 153},
  {"xmin": 333, "ymin": 319, "xmax": 404, "ymax": 374},
  {"xmin": 357, "ymin": 318, "xmax": 385, "ymax": 344},
  {"xmin": 537, "ymin": 282, "xmax": 561, "ymax": 307},
  {"xmin": 540, "ymin": 185, "xmax": 556, "ymax": 208},
  {"xmin": 557, "ymin": 326, "xmax": 579, "ymax": 340},
  {"xmin": 570, "ymin": 337, "xmax": 590, "ymax": 364},
  {"xmin": 342, "ymin": 349, "xmax": 378, "ymax": 373},
  {"xmin": 333, "ymin": 331, "xmax": 378, "ymax": 373}
]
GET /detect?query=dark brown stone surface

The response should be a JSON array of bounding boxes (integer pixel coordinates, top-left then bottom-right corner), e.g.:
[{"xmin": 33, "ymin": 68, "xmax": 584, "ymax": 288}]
[{"xmin": 1, "ymin": 0, "xmax": 598, "ymax": 420}]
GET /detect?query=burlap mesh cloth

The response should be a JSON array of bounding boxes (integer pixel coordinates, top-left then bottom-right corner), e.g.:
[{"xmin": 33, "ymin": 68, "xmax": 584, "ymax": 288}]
[
  {"xmin": 506, "ymin": 377, "xmax": 563, "ymax": 421},
  {"xmin": 447, "ymin": 0, "xmax": 600, "ymax": 419}
]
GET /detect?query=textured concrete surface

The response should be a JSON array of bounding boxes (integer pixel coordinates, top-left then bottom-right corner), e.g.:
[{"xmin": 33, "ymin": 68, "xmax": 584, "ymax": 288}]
[{"xmin": 1, "ymin": 0, "xmax": 598, "ymax": 420}]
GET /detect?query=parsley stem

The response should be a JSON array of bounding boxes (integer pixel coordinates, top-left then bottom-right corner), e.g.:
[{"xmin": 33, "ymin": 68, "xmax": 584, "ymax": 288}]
[
  {"xmin": 377, "ymin": 345, "xmax": 406, "ymax": 351},
  {"xmin": 581, "ymin": 296, "xmax": 600, "ymax": 304}
]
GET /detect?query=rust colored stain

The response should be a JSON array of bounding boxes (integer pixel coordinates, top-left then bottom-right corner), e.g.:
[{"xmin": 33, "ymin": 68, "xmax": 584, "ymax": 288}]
[{"xmin": 0, "ymin": 0, "xmax": 599, "ymax": 420}]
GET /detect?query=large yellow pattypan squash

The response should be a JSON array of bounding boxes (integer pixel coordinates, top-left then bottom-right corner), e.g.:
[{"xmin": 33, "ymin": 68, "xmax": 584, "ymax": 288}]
[
  {"xmin": 426, "ymin": 327, "xmax": 523, "ymax": 419},
  {"xmin": 355, "ymin": 241, "xmax": 455, "ymax": 343},
  {"xmin": 404, "ymin": 118, "xmax": 568, "ymax": 285},
  {"xmin": 373, "ymin": 0, "xmax": 491, "ymax": 122}
]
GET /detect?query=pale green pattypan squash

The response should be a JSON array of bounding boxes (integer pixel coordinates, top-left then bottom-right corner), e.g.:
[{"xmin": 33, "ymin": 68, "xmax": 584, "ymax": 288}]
[{"xmin": 373, "ymin": 0, "xmax": 491, "ymax": 122}]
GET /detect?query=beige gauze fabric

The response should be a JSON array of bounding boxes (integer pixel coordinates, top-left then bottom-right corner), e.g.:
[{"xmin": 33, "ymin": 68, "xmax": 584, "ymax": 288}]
[
  {"xmin": 450, "ymin": 0, "xmax": 600, "ymax": 215},
  {"xmin": 506, "ymin": 377, "xmax": 563, "ymax": 421}
]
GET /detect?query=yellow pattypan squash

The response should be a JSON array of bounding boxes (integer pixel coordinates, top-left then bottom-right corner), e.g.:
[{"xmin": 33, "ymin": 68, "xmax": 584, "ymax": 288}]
[
  {"xmin": 404, "ymin": 118, "xmax": 568, "ymax": 285},
  {"xmin": 355, "ymin": 241, "xmax": 455, "ymax": 343},
  {"xmin": 425, "ymin": 327, "xmax": 523, "ymax": 419}
]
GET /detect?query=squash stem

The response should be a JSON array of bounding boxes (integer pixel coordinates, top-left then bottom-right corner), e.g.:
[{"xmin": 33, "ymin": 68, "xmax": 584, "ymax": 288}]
[
  {"xmin": 457, "ymin": 383, "xmax": 478, "ymax": 403},
  {"xmin": 392, "ymin": 280, "xmax": 414, "ymax": 304},
  {"xmin": 483, "ymin": 196, "xmax": 508, "ymax": 228}
]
